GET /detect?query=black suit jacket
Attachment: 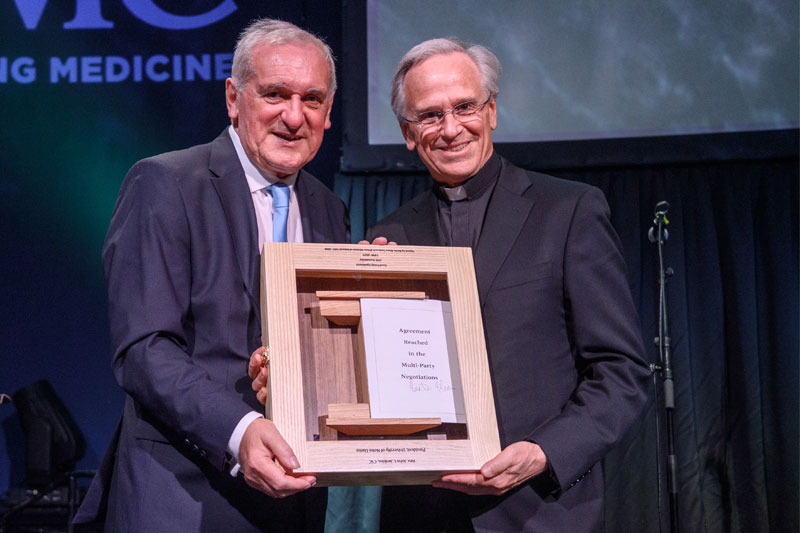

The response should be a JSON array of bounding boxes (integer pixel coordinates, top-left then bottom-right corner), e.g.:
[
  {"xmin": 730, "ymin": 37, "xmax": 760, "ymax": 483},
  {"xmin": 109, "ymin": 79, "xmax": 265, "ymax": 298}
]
[
  {"xmin": 368, "ymin": 158, "xmax": 649, "ymax": 532},
  {"xmin": 76, "ymin": 130, "xmax": 349, "ymax": 531}
]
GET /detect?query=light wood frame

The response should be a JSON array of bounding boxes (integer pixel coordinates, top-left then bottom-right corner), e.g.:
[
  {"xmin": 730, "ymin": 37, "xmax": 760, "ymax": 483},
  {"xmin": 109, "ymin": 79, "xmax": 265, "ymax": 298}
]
[{"xmin": 260, "ymin": 242, "xmax": 500, "ymax": 485}]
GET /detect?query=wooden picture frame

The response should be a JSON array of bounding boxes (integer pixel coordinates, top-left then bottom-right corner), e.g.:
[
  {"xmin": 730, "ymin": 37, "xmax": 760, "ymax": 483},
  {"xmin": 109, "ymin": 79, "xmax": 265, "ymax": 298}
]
[{"xmin": 260, "ymin": 242, "xmax": 500, "ymax": 485}]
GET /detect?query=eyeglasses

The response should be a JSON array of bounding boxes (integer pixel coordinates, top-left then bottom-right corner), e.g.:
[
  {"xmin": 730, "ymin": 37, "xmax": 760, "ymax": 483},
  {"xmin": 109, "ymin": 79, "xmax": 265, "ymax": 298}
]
[{"xmin": 402, "ymin": 94, "xmax": 493, "ymax": 130}]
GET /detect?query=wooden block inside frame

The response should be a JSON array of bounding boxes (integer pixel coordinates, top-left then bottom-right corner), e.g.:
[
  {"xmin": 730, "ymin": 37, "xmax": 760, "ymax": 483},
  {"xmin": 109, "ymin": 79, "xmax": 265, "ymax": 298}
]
[{"xmin": 260, "ymin": 242, "xmax": 500, "ymax": 486}]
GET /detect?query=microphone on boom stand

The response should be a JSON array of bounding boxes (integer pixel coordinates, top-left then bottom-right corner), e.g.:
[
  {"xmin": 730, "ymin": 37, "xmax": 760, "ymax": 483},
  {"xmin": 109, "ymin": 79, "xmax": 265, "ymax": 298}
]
[{"xmin": 648, "ymin": 200, "xmax": 679, "ymax": 533}]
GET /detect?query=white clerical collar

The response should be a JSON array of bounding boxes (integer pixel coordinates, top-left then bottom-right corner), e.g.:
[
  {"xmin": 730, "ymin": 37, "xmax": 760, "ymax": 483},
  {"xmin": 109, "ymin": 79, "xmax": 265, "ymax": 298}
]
[
  {"xmin": 228, "ymin": 125, "xmax": 298, "ymax": 193},
  {"xmin": 441, "ymin": 185, "xmax": 468, "ymax": 202}
]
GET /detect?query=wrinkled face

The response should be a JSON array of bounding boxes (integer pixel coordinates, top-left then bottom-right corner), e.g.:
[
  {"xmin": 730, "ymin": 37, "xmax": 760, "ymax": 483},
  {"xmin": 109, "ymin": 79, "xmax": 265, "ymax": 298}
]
[
  {"xmin": 401, "ymin": 52, "xmax": 496, "ymax": 187},
  {"xmin": 226, "ymin": 42, "xmax": 333, "ymax": 177}
]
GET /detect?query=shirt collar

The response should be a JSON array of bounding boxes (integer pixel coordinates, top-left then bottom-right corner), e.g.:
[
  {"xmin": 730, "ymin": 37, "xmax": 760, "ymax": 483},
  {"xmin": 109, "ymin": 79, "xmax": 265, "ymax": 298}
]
[{"xmin": 228, "ymin": 125, "xmax": 298, "ymax": 193}]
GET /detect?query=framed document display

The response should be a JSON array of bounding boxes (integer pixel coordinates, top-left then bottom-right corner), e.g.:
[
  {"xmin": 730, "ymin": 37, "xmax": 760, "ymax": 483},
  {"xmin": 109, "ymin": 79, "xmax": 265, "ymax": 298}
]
[{"xmin": 260, "ymin": 242, "xmax": 500, "ymax": 485}]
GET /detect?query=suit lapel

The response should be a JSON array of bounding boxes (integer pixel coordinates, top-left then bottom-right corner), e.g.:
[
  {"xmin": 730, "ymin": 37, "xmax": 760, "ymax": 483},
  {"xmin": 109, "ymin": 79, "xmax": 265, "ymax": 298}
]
[
  {"xmin": 296, "ymin": 169, "xmax": 320, "ymax": 243},
  {"xmin": 474, "ymin": 161, "xmax": 534, "ymax": 304},
  {"xmin": 208, "ymin": 130, "xmax": 261, "ymax": 318},
  {"xmin": 403, "ymin": 191, "xmax": 442, "ymax": 246}
]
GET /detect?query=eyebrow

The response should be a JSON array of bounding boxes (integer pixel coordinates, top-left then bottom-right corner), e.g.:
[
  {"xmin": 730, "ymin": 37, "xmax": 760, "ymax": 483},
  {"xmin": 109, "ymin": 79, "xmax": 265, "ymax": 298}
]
[
  {"xmin": 257, "ymin": 83, "xmax": 328, "ymax": 98},
  {"xmin": 305, "ymin": 87, "xmax": 328, "ymax": 99},
  {"xmin": 414, "ymin": 97, "xmax": 478, "ymax": 113},
  {"xmin": 257, "ymin": 83, "xmax": 289, "ymax": 93}
]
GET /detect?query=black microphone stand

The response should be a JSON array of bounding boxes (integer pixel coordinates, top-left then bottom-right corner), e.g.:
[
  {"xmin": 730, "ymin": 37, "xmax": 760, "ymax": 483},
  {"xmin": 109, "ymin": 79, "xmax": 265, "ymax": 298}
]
[{"xmin": 648, "ymin": 201, "xmax": 678, "ymax": 533}]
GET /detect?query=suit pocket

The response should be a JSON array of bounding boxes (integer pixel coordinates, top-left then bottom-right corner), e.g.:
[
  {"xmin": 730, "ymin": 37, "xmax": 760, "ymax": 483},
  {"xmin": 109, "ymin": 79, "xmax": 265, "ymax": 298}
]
[{"xmin": 492, "ymin": 260, "xmax": 553, "ymax": 291}]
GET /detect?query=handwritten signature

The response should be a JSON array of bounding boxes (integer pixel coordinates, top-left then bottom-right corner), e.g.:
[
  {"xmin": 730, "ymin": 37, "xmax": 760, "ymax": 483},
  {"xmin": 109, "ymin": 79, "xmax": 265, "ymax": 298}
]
[{"xmin": 408, "ymin": 379, "xmax": 454, "ymax": 393}]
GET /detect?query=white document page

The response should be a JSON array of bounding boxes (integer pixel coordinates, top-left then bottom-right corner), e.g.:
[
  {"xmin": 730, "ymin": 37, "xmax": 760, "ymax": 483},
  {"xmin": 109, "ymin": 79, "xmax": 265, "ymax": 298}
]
[{"xmin": 360, "ymin": 298, "xmax": 466, "ymax": 423}]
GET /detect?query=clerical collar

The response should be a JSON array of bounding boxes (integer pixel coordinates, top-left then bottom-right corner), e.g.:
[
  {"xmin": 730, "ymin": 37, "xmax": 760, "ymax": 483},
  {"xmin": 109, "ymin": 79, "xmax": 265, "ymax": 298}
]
[{"xmin": 434, "ymin": 152, "xmax": 501, "ymax": 203}]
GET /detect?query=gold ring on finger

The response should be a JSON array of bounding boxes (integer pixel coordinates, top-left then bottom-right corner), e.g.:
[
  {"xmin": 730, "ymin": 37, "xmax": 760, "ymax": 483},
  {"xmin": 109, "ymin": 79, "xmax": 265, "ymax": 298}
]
[{"xmin": 261, "ymin": 346, "xmax": 270, "ymax": 368}]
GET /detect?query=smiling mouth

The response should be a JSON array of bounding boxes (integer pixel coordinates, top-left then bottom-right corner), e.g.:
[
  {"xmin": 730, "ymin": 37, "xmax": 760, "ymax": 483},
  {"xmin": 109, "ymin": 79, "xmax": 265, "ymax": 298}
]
[
  {"xmin": 274, "ymin": 132, "xmax": 302, "ymax": 142},
  {"xmin": 441, "ymin": 142, "xmax": 469, "ymax": 152}
]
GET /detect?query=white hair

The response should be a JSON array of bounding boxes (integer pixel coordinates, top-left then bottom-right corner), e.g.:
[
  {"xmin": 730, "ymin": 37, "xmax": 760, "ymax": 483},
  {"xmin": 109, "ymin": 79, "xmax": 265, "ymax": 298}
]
[
  {"xmin": 231, "ymin": 18, "xmax": 336, "ymax": 94},
  {"xmin": 391, "ymin": 37, "xmax": 501, "ymax": 121}
]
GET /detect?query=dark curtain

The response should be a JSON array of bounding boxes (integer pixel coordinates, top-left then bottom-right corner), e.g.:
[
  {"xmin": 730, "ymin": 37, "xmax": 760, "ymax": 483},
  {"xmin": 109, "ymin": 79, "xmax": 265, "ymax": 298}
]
[{"xmin": 333, "ymin": 155, "xmax": 799, "ymax": 533}]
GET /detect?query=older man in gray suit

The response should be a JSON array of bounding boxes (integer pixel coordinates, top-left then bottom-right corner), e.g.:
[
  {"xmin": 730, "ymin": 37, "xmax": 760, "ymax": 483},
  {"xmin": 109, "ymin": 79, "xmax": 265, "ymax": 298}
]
[{"xmin": 75, "ymin": 19, "xmax": 348, "ymax": 532}]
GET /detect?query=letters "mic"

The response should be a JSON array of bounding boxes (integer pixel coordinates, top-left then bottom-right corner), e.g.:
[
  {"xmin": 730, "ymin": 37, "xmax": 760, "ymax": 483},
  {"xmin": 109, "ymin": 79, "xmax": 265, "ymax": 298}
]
[{"xmin": 12, "ymin": 0, "xmax": 238, "ymax": 31}]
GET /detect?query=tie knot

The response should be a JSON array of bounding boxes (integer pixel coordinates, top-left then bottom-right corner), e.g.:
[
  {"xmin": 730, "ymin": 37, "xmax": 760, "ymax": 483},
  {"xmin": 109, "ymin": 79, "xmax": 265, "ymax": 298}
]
[{"xmin": 270, "ymin": 182, "xmax": 290, "ymax": 208}]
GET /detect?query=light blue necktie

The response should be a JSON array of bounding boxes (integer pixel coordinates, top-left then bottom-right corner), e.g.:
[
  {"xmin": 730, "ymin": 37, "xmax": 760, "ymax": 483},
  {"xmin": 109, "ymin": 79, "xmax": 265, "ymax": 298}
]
[{"xmin": 270, "ymin": 182, "xmax": 290, "ymax": 242}]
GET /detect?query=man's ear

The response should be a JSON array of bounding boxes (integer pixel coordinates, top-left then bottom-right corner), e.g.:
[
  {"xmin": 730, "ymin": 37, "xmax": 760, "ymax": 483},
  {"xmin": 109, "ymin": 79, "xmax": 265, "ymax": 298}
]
[
  {"xmin": 324, "ymin": 91, "xmax": 335, "ymax": 130},
  {"xmin": 225, "ymin": 78, "xmax": 239, "ymax": 125},
  {"xmin": 401, "ymin": 122, "xmax": 417, "ymax": 152}
]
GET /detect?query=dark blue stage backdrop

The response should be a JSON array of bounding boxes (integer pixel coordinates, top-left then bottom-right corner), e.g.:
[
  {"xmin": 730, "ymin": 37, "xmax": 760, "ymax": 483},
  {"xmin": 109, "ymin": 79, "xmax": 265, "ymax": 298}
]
[
  {"xmin": 1, "ymin": 4, "xmax": 797, "ymax": 532},
  {"xmin": 0, "ymin": 1, "xmax": 343, "ymax": 496}
]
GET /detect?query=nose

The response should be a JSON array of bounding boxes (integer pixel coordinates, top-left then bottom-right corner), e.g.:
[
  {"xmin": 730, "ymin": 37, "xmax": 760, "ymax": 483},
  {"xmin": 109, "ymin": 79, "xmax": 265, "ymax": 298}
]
[
  {"xmin": 281, "ymin": 95, "xmax": 304, "ymax": 130},
  {"xmin": 439, "ymin": 112, "xmax": 462, "ymax": 139}
]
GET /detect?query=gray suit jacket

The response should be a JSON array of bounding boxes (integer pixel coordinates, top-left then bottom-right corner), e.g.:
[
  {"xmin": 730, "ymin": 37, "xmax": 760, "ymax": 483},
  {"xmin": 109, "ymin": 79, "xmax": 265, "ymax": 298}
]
[
  {"xmin": 369, "ymin": 158, "xmax": 649, "ymax": 532},
  {"xmin": 76, "ymin": 130, "xmax": 349, "ymax": 531}
]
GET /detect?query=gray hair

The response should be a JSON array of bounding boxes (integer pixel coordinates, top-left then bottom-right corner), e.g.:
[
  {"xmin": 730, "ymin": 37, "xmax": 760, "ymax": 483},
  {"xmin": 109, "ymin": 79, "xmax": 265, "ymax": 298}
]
[
  {"xmin": 391, "ymin": 37, "xmax": 501, "ymax": 121},
  {"xmin": 232, "ymin": 18, "xmax": 336, "ymax": 94}
]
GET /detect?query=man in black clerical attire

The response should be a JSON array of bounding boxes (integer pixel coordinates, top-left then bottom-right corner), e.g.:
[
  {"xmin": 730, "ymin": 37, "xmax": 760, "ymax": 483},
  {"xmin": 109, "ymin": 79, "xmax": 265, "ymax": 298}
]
[{"xmin": 367, "ymin": 37, "xmax": 650, "ymax": 532}]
